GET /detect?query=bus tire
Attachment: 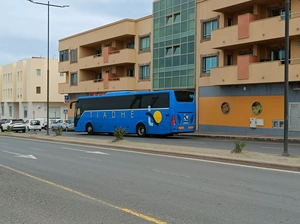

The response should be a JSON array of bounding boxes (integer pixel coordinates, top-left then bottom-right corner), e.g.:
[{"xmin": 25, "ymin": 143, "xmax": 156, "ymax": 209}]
[
  {"xmin": 86, "ymin": 123, "xmax": 94, "ymax": 135},
  {"xmin": 136, "ymin": 123, "xmax": 146, "ymax": 137}
]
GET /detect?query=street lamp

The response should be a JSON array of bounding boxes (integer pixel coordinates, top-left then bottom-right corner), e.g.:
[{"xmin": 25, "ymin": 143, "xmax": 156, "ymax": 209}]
[
  {"xmin": 283, "ymin": 0, "xmax": 290, "ymax": 156},
  {"xmin": 27, "ymin": 0, "xmax": 69, "ymax": 135}
]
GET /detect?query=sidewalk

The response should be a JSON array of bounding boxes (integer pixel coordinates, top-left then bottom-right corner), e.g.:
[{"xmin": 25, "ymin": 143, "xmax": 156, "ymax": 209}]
[
  {"xmin": 1, "ymin": 132, "xmax": 300, "ymax": 172},
  {"xmin": 179, "ymin": 132, "xmax": 300, "ymax": 143}
]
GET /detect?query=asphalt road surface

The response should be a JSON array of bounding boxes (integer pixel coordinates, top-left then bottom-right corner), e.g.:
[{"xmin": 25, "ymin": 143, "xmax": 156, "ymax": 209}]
[
  {"xmin": 0, "ymin": 136, "xmax": 299, "ymax": 224},
  {"xmin": 38, "ymin": 129, "xmax": 300, "ymax": 156}
]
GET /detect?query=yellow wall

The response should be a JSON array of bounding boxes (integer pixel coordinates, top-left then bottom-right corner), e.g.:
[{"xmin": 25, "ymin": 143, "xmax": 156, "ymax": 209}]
[{"xmin": 199, "ymin": 96, "xmax": 284, "ymax": 128}]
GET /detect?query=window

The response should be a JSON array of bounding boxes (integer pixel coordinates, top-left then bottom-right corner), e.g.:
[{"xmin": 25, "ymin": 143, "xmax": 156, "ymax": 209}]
[
  {"xmin": 226, "ymin": 55, "xmax": 233, "ymax": 65},
  {"xmin": 95, "ymin": 72, "xmax": 102, "ymax": 81},
  {"xmin": 166, "ymin": 47, "xmax": 172, "ymax": 56},
  {"xmin": 139, "ymin": 64, "xmax": 150, "ymax": 80},
  {"xmin": 173, "ymin": 45, "xmax": 180, "ymax": 55},
  {"xmin": 60, "ymin": 72, "xmax": 64, "ymax": 77},
  {"xmin": 59, "ymin": 49, "xmax": 69, "ymax": 62},
  {"xmin": 70, "ymin": 49, "xmax": 78, "ymax": 63},
  {"xmin": 127, "ymin": 42, "xmax": 135, "ymax": 49},
  {"xmin": 166, "ymin": 15, "xmax": 172, "ymax": 25},
  {"xmin": 36, "ymin": 69, "xmax": 41, "ymax": 76},
  {"xmin": 95, "ymin": 49, "xmax": 102, "ymax": 57},
  {"xmin": 252, "ymin": 102, "xmax": 262, "ymax": 115},
  {"xmin": 9, "ymin": 106, "xmax": 12, "ymax": 117},
  {"xmin": 272, "ymin": 120, "xmax": 284, "ymax": 129},
  {"xmin": 36, "ymin": 86, "xmax": 41, "ymax": 94},
  {"xmin": 227, "ymin": 18, "xmax": 233, "ymax": 26},
  {"xmin": 24, "ymin": 106, "xmax": 28, "ymax": 118},
  {"xmin": 127, "ymin": 68, "xmax": 134, "ymax": 77},
  {"xmin": 203, "ymin": 20, "xmax": 218, "ymax": 39},
  {"xmin": 221, "ymin": 102, "xmax": 230, "ymax": 115},
  {"xmin": 201, "ymin": 16, "xmax": 219, "ymax": 42},
  {"xmin": 174, "ymin": 13, "xmax": 181, "ymax": 23},
  {"xmin": 139, "ymin": 34, "xmax": 151, "ymax": 53},
  {"xmin": 201, "ymin": 54, "xmax": 218, "ymax": 75},
  {"xmin": 71, "ymin": 73, "xmax": 78, "ymax": 85},
  {"xmin": 1, "ymin": 106, "xmax": 4, "ymax": 116}
]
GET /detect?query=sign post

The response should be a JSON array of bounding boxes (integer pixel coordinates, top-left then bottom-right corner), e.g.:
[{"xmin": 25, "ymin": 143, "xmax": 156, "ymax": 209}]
[
  {"xmin": 64, "ymin": 95, "xmax": 70, "ymax": 104},
  {"xmin": 63, "ymin": 109, "xmax": 68, "ymax": 119}
]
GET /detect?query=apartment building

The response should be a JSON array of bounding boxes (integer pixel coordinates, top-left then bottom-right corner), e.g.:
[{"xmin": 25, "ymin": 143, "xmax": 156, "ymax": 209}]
[
  {"xmin": 0, "ymin": 57, "xmax": 67, "ymax": 120},
  {"xmin": 196, "ymin": 0, "xmax": 300, "ymax": 136},
  {"xmin": 58, "ymin": 0, "xmax": 300, "ymax": 135},
  {"xmin": 58, "ymin": 16, "xmax": 153, "ymax": 119}
]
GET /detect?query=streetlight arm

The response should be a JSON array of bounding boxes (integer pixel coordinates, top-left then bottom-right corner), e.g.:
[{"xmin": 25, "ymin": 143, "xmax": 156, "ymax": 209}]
[{"xmin": 27, "ymin": 0, "xmax": 69, "ymax": 8}]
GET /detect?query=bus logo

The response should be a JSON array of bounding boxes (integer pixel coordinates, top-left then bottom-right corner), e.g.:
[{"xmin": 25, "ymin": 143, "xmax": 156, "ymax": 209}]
[
  {"xmin": 146, "ymin": 106, "xmax": 162, "ymax": 126},
  {"xmin": 184, "ymin": 114, "xmax": 189, "ymax": 122}
]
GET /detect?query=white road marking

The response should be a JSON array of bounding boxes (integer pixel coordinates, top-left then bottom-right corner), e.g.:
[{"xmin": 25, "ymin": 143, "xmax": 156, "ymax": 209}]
[
  {"xmin": 152, "ymin": 169, "xmax": 191, "ymax": 179},
  {"xmin": 1, "ymin": 136, "xmax": 299, "ymax": 174},
  {"xmin": 261, "ymin": 146, "xmax": 295, "ymax": 151},
  {"xmin": 78, "ymin": 156, "xmax": 103, "ymax": 162},
  {"xmin": 61, "ymin": 147, "xmax": 109, "ymax": 155},
  {"xmin": 2, "ymin": 150, "xmax": 37, "ymax": 160},
  {"xmin": 30, "ymin": 147, "xmax": 44, "ymax": 151}
]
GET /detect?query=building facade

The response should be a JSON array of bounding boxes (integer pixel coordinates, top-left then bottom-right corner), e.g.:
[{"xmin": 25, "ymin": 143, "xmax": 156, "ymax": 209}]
[
  {"xmin": 58, "ymin": 16, "xmax": 153, "ymax": 119},
  {"xmin": 197, "ymin": 0, "xmax": 300, "ymax": 136},
  {"xmin": 0, "ymin": 57, "xmax": 67, "ymax": 120},
  {"xmin": 58, "ymin": 0, "xmax": 300, "ymax": 135},
  {"xmin": 152, "ymin": 0, "xmax": 196, "ymax": 90}
]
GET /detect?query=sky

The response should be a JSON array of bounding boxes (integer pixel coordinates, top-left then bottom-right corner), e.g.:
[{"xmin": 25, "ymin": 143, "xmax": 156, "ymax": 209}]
[{"xmin": 0, "ymin": 0, "xmax": 153, "ymax": 66}]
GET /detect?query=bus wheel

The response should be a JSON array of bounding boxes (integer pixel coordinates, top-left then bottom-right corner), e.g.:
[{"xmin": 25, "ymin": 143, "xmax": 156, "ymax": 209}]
[
  {"xmin": 86, "ymin": 123, "xmax": 94, "ymax": 135},
  {"xmin": 136, "ymin": 123, "xmax": 146, "ymax": 137}
]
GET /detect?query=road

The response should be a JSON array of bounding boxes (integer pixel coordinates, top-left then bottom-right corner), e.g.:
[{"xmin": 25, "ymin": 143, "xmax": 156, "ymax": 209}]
[
  {"xmin": 0, "ymin": 136, "xmax": 299, "ymax": 224},
  {"xmin": 38, "ymin": 129, "xmax": 300, "ymax": 156}
]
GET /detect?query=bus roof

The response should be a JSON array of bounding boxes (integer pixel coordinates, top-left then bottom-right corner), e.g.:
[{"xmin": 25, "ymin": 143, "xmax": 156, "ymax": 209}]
[{"xmin": 77, "ymin": 90, "xmax": 179, "ymax": 100}]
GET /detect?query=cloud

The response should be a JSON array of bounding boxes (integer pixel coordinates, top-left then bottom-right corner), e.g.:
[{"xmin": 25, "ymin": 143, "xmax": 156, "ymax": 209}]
[{"xmin": 0, "ymin": 0, "xmax": 153, "ymax": 65}]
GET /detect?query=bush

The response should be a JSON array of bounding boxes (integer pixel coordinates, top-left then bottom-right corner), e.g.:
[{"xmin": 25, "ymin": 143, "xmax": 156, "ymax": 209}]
[
  {"xmin": 55, "ymin": 126, "xmax": 63, "ymax": 136},
  {"xmin": 7, "ymin": 125, "xmax": 12, "ymax": 132},
  {"xmin": 113, "ymin": 127, "xmax": 127, "ymax": 141},
  {"xmin": 232, "ymin": 140, "xmax": 246, "ymax": 153}
]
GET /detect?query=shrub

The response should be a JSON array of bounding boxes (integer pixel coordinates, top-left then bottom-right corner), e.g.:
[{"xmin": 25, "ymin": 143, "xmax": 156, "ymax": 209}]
[
  {"xmin": 232, "ymin": 140, "xmax": 246, "ymax": 153},
  {"xmin": 113, "ymin": 127, "xmax": 127, "ymax": 141},
  {"xmin": 7, "ymin": 125, "xmax": 12, "ymax": 132},
  {"xmin": 55, "ymin": 126, "xmax": 63, "ymax": 136}
]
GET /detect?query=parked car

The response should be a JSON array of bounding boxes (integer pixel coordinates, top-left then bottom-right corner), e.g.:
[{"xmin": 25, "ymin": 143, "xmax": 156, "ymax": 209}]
[
  {"xmin": 51, "ymin": 119, "xmax": 72, "ymax": 131},
  {"xmin": 1, "ymin": 119, "xmax": 26, "ymax": 133},
  {"xmin": 25, "ymin": 119, "xmax": 42, "ymax": 131},
  {"xmin": 65, "ymin": 122, "xmax": 74, "ymax": 132}
]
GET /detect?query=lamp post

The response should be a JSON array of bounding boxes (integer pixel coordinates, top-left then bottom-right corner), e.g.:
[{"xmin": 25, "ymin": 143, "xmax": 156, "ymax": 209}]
[
  {"xmin": 27, "ymin": 0, "xmax": 69, "ymax": 135},
  {"xmin": 283, "ymin": 0, "xmax": 290, "ymax": 156}
]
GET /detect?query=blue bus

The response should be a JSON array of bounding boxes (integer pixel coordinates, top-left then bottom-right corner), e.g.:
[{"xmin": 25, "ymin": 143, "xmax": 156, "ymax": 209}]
[{"xmin": 70, "ymin": 90, "xmax": 196, "ymax": 137}]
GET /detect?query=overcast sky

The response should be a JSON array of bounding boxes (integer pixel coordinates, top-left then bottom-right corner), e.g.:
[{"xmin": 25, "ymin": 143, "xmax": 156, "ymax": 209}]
[{"xmin": 0, "ymin": 0, "xmax": 153, "ymax": 66}]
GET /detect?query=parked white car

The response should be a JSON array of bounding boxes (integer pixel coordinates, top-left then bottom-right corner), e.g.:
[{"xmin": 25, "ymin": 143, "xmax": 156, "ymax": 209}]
[
  {"xmin": 1, "ymin": 119, "xmax": 26, "ymax": 132},
  {"xmin": 25, "ymin": 119, "xmax": 42, "ymax": 131},
  {"xmin": 51, "ymin": 119, "xmax": 72, "ymax": 131}
]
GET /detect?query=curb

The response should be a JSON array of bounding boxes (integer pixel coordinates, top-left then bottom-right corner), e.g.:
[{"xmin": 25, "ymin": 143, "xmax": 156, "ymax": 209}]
[
  {"xmin": 2, "ymin": 133, "xmax": 300, "ymax": 172},
  {"xmin": 179, "ymin": 133, "xmax": 300, "ymax": 143}
]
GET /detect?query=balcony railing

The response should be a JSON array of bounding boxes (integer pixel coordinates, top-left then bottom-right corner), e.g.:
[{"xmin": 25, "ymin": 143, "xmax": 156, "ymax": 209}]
[
  {"xmin": 210, "ymin": 60, "xmax": 300, "ymax": 86},
  {"xmin": 211, "ymin": 13, "xmax": 300, "ymax": 49}
]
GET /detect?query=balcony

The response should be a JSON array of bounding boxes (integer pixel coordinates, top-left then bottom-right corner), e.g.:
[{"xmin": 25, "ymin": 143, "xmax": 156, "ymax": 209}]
[
  {"xmin": 211, "ymin": 14, "xmax": 300, "ymax": 49},
  {"xmin": 210, "ymin": 61, "xmax": 300, "ymax": 86},
  {"xmin": 58, "ymin": 76, "xmax": 136, "ymax": 94},
  {"xmin": 107, "ymin": 77, "xmax": 136, "ymax": 90},
  {"xmin": 59, "ymin": 61, "xmax": 70, "ymax": 73},
  {"xmin": 104, "ymin": 49, "xmax": 136, "ymax": 66},
  {"xmin": 212, "ymin": 0, "xmax": 251, "ymax": 13},
  {"xmin": 212, "ymin": 0, "xmax": 278, "ymax": 13},
  {"xmin": 78, "ymin": 48, "xmax": 136, "ymax": 69},
  {"xmin": 59, "ymin": 80, "xmax": 104, "ymax": 94},
  {"xmin": 79, "ymin": 55, "xmax": 104, "ymax": 69}
]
